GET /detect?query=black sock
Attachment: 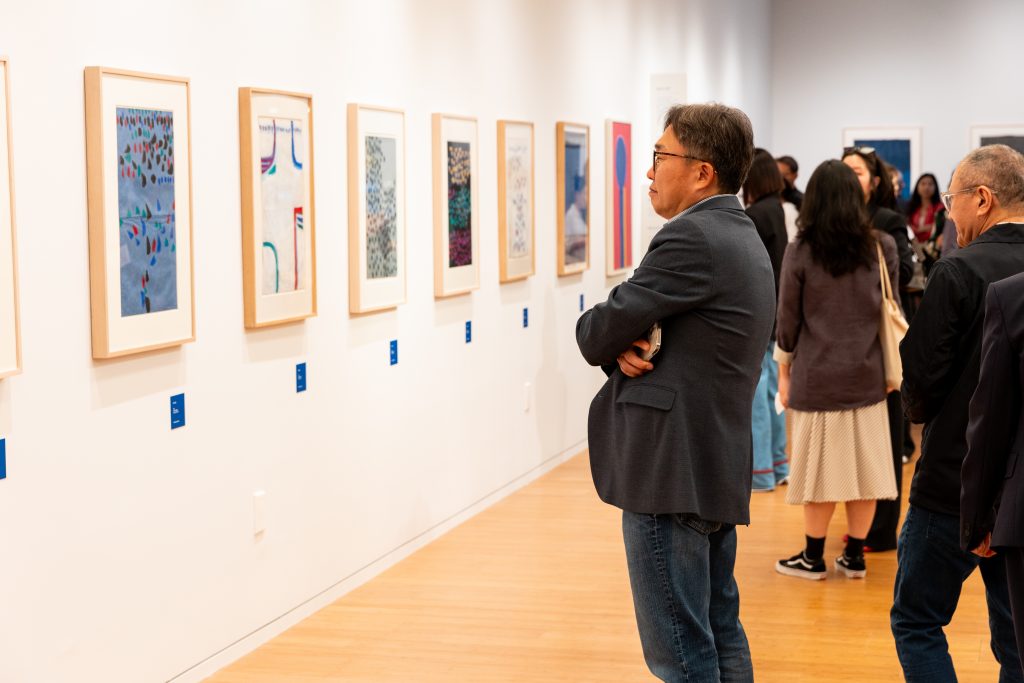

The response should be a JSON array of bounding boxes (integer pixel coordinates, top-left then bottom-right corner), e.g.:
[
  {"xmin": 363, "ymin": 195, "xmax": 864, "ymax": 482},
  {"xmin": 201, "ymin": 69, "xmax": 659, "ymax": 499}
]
[
  {"xmin": 845, "ymin": 536, "xmax": 865, "ymax": 558},
  {"xmin": 805, "ymin": 535, "xmax": 826, "ymax": 561}
]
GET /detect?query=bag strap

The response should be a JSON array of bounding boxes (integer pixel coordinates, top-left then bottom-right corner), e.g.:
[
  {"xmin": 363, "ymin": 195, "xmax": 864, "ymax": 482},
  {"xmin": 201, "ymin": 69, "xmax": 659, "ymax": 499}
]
[{"xmin": 876, "ymin": 240, "xmax": 894, "ymax": 303}]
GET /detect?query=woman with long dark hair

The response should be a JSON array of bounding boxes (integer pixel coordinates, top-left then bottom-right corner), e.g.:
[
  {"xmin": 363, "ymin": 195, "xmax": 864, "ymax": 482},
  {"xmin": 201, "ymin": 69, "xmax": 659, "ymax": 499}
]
[
  {"xmin": 907, "ymin": 173, "xmax": 945, "ymax": 244},
  {"xmin": 774, "ymin": 160, "xmax": 899, "ymax": 580}
]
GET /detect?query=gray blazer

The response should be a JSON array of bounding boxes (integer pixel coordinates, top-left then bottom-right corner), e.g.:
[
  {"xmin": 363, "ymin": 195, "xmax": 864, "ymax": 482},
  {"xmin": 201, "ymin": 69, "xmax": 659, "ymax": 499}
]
[{"xmin": 576, "ymin": 195, "xmax": 775, "ymax": 524}]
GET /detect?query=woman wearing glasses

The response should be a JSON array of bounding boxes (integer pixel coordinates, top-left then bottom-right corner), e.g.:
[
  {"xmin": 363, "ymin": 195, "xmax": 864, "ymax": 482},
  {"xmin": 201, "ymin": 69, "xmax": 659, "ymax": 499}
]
[
  {"xmin": 774, "ymin": 160, "xmax": 900, "ymax": 580},
  {"xmin": 842, "ymin": 146, "xmax": 914, "ymax": 554}
]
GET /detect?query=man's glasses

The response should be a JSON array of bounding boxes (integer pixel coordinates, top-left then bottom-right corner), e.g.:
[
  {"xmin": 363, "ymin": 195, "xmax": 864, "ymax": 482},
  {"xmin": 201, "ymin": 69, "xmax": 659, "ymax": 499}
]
[
  {"xmin": 652, "ymin": 150, "xmax": 711, "ymax": 173},
  {"xmin": 843, "ymin": 145, "xmax": 876, "ymax": 157},
  {"xmin": 940, "ymin": 186, "xmax": 997, "ymax": 211}
]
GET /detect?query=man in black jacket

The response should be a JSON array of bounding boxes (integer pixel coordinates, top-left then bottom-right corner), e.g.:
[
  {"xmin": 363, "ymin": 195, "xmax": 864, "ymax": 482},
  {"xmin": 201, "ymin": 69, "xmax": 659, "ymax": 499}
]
[
  {"xmin": 577, "ymin": 104, "xmax": 773, "ymax": 682},
  {"xmin": 961, "ymin": 271, "xmax": 1024, "ymax": 669},
  {"xmin": 892, "ymin": 144, "xmax": 1024, "ymax": 681}
]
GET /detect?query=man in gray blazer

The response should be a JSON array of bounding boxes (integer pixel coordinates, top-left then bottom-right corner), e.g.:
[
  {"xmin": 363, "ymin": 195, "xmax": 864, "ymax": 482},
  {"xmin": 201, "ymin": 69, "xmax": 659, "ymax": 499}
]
[{"xmin": 576, "ymin": 103, "xmax": 774, "ymax": 683}]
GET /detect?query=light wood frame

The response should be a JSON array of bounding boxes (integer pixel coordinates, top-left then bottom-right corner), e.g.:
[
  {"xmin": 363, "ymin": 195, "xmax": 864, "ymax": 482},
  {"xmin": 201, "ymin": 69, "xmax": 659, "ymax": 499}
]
[
  {"xmin": 605, "ymin": 120, "xmax": 633, "ymax": 277},
  {"xmin": 497, "ymin": 120, "xmax": 535, "ymax": 283},
  {"xmin": 84, "ymin": 67, "xmax": 195, "ymax": 359},
  {"xmin": 239, "ymin": 87, "xmax": 317, "ymax": 328},
  {"xmin": 969, "ymin": 124, "xmax": 1024, "ymax": 153},
  {"xmin": 556, "ymin": 121, "xmax": 589, "ymax": 276},
  {"xmin": 0, "ymin": 58, "xmax": 20, "ymax": 378},
  {"xmin": 432, "ymin": 114, "xmax": 480, "ymax": 298},
  {"xmin": 347, "ymin": 104, "xmax": 406, "ymax": 314}
]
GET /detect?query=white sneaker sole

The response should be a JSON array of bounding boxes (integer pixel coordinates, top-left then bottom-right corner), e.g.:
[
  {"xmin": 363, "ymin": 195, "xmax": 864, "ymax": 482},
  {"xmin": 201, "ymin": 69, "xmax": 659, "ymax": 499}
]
[
  {"xmin": 834, "ymin": 558, "xmax": 867, "ymax": 579},
  {"xmin": 775, "ymin": 562, "xmax": 826, "ymax": 580}
]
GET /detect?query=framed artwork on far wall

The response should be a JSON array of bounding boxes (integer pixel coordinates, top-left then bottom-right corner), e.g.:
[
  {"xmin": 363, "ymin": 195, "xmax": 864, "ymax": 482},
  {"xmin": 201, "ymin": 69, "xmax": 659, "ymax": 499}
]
[
  {"xmin": 606, "ymin": 120, "xmax": 633, "ymax": 276},
  {"xmin": 556, "ymin": 121, "xmax": 589, "ymax": 276},
  {"xmin": 970, "ymin": 124, "xmax": 1024, "ymax": 155},
  {"xmin": 84, "ymin": 67, "xmax": 195, "ymax": 359},
  {"xmin": 842, "ymin": 126, "xmax": 921, "ymax": 204},
  {"xmin": 238, "ymin": 88, "xmax": 316, "ymax": 328},
  {"xmin": 0, "ymin": 58, "xmax": 20, "ymax": 379},
  {"xmin": 347, "ymin": 104, "xmax": 406, "ymax": 314},
  {"xmin": 497, "ymin": 120, "xmax": 535, "ymax": 283},
  {"xmin": 432, "ymin": 114, "xmax": 479, "ymax": 297}
]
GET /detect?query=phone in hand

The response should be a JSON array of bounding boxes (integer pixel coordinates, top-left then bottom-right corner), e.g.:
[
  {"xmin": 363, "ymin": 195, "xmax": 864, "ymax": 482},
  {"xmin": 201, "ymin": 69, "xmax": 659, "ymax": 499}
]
[{"xmin": 640, "ymin": 322, "xmax": 661, "ymax": 361}]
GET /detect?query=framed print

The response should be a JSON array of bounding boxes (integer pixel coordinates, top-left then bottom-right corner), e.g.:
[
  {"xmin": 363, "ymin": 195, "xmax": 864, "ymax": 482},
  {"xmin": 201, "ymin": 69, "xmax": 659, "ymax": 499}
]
[
  {"xmin": 556, "ymin": 122, "xmax": 589, "ymax": 276},
  {"xmin": 347, "ymin": 104, "xmax": 406, "ymax": 314},
  {"xmin": 497, "ymin": 120, "xmax": 535, "ymax": 283},
  {"xmin": 432, "ymin": 114, "xmax": 479, "ymax": 297},
  {"xmin": 842, "ymin": 127, "xmax": 921, "ymax": 204},
  {"xmin": 970, "ymin": 124, "xmax": 1024, "ymax": 156},
  {"xmin": 84, "ymin": 67, "xmax": 195, "ymax": 359},
  {"xmin": 0, "ymin": 58, "xmax": 20, "ymax": 378},
  {"xmin": 606, "ymin": 120, "xmax": 633, "ymax": 276},
  {"xmin": 239, "ymin": 88, "xmax": 316, "ymax": 328}
]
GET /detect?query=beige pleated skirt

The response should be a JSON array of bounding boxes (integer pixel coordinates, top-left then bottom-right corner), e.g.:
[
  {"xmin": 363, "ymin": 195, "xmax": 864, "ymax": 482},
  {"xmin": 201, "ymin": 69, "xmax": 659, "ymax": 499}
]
[{"xmin": 785, "ymin": 399, "xmax": 898, "ymax": 504}]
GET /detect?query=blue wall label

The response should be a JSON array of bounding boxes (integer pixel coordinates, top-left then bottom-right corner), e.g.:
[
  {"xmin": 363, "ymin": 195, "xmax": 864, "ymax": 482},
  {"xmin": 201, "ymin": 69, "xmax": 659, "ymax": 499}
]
[
  {"xmin": 523, "ymin": 307, "xmax": 529, "ymax": 328},
  {"xmin": 170, "ymin": 393, "xmax": 186, "ymax": 430},
  {"xmin": 465, "ymin": 321, "xmax": 472, "ymax": 344},
  {"xmin": 580, "ymin": 293, "xmax": 585, "ymax": 311},
  {"xmin": 390, "ymin": 340, "xmax": 398, "ymax": 366},
  {"xmin": 296, "ymin": 362, "xmax": 307, "ymax": 393},
  {"xmin": 0, "ymin": 438, "xmax": 6, "ymax": 480}
]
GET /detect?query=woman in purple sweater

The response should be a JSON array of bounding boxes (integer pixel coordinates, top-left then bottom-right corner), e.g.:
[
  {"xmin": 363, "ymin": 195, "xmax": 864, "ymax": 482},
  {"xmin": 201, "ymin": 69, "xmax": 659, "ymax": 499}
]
[{"xmin": 774, "ymin": 160, "xmax": 899, "ymax": 580}]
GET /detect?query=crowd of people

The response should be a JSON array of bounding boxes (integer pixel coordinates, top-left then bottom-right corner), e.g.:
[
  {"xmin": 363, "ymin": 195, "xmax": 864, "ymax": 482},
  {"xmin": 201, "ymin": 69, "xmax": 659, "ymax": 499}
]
[{"xmin": 576, "ymin": 101, "xmax": 1024, "ymax": 682}]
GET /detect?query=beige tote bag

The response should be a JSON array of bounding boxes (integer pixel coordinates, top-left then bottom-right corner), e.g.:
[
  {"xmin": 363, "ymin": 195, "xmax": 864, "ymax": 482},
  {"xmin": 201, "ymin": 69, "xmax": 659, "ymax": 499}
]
[{"xmin": 877, "ymin": 241, "xmax": 909, "ymax": 388}]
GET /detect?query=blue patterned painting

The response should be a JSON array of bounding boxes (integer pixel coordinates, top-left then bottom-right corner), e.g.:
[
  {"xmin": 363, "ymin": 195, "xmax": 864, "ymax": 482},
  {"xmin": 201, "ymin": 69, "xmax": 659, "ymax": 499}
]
[
  {"xmin": 365, "ymin": 136, "xmax": 398, "ymax": 279},
  {"xmin": 854, "ymin": 137, "xmax": 911, "ymax": 203},
  {"xmin": 447, "ymin": 141, "xmax": 472, "ymax": 267}
]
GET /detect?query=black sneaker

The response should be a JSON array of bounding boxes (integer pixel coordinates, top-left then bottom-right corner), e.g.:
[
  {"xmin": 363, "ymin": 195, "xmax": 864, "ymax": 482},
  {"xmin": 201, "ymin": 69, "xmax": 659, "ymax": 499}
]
[
  {"xmin": 776, "ymin": 551, "xmax": 826, "ymax": 580},
  {"xmin": 835, "ymin": 553, "xmax": 867, "ymax": 578}
]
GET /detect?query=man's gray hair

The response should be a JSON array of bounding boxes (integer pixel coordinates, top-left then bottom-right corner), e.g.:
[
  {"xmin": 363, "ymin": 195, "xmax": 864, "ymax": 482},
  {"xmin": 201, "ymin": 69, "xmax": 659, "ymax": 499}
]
[
  {"xmin": 958, "ymin": 144, "xmax": 1024, "ymax": 209},
  {"xmin": 663, "ymin": 103, "xmax": 754, "ymax": 195}
]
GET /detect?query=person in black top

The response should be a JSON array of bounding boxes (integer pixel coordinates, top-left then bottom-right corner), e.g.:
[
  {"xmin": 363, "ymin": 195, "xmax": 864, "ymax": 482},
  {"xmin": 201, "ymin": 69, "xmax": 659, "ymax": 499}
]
[
  {"xmin": 842, "ymin": 146, "xmax": 913, "ymax": 552},
  {"xmin": 776, "ymin": 155, "xmax": 803, "ymax": 209},
  {"xmin": 892, "ymin": 144, "xmax": 1024, "ymax": 681},
  {"xmin": 744, "ymin": 149, "xmax": 789, "ymax": 492}
]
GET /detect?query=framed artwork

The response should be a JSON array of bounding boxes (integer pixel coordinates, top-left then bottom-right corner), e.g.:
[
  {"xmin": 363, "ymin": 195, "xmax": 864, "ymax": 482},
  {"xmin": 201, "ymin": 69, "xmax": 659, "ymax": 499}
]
[
  {"xmin": 238, "ymin": 88, "xmax": 316, "ymax": 328},
  {"xmin": 84, "ymin": 67, "xmax": 195, "ymax": 359},
  {"xmin": 970, "ymin": 125, "xmax": 1024, "ymax": 156},
  {"xmin": 556, "ymin": 122, "xmax": 589, "ymax": 276},
  {"xmin": 497, "ymin": 120, "xmax": 535, "ymax": 283},
  {"xmin": 0, "ymin": 58, "xmax": 20, "ymax": 378},
  {"xmin": 842, "ymin": 127, "xmax": 921, "ymax": 204},
  {"xmin": 432, "ymin": 114, "xmax": 479, "ymax": 297},
  {"xmin": 606, "ymin": 120, "xmax": 633, "ymax": 276},
  {"xmin": 347, "ymin": 104, "xmax": 406, "ymax": 314}
]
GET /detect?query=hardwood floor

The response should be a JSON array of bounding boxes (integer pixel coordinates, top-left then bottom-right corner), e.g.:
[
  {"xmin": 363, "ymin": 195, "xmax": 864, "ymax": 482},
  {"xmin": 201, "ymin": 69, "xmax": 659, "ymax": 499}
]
[{"xmin": 208, "ymin": 450, "xmax": 1005, "ymax": 682}]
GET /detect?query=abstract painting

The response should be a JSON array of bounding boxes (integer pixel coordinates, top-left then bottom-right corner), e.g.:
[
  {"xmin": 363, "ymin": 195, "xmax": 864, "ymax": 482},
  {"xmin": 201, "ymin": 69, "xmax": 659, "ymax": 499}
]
[
  {"xmin": 497, "ymin": 120, "xmax": 534, "ymax": 282},
  {"xmin": 85, "ymin": 67, "xmax": 194, "ymax": 358},
  {"xmin": 606, "ymin": 120, "xmax": 633, "ymax": 276},
  {"xmin": 431, "ymin": 114, "xmax": 479, "ymax": 297},
  {"xmin": 117, "ymin": 107, "xmax": 177, "ymax": 316},
  {"xmin": 843, "ymin": 127, "xmax": 921, "ymax": 204},
  {"xmin": 0, "ymin": 59, "xmax": 20, "ymax": 378},
  {"xmin": 970, "ymin": 125, "xmax": 1024, "ymax": 156},
  {"xmin": 347, "ymin": 104, "xmax": 405, "ymax": 313},
  {"xmin": 557, "ymin": 122, "xmax": 589, "ymax": 275},
  {"xmin": 239, "ymin": 88, "xmax": 316, "ymax": 328}
]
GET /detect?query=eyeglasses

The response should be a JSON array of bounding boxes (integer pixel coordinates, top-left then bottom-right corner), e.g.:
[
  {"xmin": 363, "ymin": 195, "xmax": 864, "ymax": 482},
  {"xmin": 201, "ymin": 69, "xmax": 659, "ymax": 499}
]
[
  {"xmin": 940, "ymin": 186, "xmax": 998, "ymax": 211},
  {"xmin": 843, "ymin": 146, "xmax": 876, "ymax": 156},
  {"xmin": 652, "ymin": 150, "xmax": 711, "ymax": 173}
]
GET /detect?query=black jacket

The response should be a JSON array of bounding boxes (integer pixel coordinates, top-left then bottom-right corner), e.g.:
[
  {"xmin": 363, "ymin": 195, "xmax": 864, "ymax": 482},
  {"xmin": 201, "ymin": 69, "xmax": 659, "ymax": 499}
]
[
  {"xmin": 871, "ymin": 204, "xmax": 914, "ymax": 291},
  {"xmin": 960, "ymin": 272, "xmax": 1024, "ymax": 550},
  {"xmin": 745, "ymin": 195, "xmax": 787, "ymax": 294},
  {"xmin": 576, "ymin": 195, "xmax": 775, "ymax": 523},
  {"xmin": 902, "ymin": 222, "xmax": 1024, "ymax": 516}
]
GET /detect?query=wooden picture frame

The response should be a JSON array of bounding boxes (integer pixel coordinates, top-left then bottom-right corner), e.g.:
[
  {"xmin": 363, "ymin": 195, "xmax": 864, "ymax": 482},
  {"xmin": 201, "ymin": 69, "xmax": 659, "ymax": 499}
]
[
  {"xmin": 605, "ymin": 120, "xmax": 633, "ymax": 276},
  {"xmin": 238, "ymin": 88, "xmax": 317, "ymax": 328},
  {"xmin": 0, "ymin": 58, "xmax": 20, "ymax": 378},
  {"xmin": 432, "ymin": 114, "xmax": 479, "ymax": 297},
  {"xmin": 84, "ymin": 67, "xmax": 195, "ymax": 359},
  {"xmin": 347, "ymin": 104, "xmax": 406, "ymax": 314},
  {"xmin": 497, "ymin": 120, "xmax": 535, "ymax": 283},
  {"xmin": 842, "ymin": 126, "xmax": 921, "ymax": 205},
  {"xmin": 970, "ymin": 124, "xmax": 1024, "ymax": 155},
  {"xmin": 556, "ymin": 121, "xmax": 589, "ymax": 276}
]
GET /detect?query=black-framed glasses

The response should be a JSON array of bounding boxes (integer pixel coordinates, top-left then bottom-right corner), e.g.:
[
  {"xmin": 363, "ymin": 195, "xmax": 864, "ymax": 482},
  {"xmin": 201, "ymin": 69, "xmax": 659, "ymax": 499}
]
[
  {"xmin": 843, "ymin": 145, "xmax": 876, "ymax": 157},
  {"xmin": 940, "ymin": 186, "xmax": 997, "ymax": 211},
  {"xmin": 652, "ymin": 150, "xmax": 710, "ymax": 172}
]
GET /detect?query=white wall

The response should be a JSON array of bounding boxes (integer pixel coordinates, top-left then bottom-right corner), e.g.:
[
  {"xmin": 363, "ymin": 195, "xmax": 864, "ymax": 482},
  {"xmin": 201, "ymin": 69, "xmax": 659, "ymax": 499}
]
[
  {"xmin": 772, "ymin": 0, "xmax": 1024, "ymax": 192},
  {"xmin": 0, "ymin": 1, "xmax": 771, "ymax": 681}
]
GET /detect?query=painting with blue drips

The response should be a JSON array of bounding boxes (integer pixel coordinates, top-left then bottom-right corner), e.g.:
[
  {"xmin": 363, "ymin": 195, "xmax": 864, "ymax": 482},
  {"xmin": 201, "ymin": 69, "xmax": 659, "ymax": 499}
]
[{"xmin": 117, "ymin": 107, "xmax": 177, "ymax": 317}]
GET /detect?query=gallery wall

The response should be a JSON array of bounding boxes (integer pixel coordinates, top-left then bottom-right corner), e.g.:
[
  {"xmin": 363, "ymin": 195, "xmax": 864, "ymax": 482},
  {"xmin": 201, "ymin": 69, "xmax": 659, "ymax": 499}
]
[
  {"xmin": 771, "ymin": 0, "xmax": 1024, "ymax": 194},
  {"xmin": 0, "ymin": 1, "xmax": 772, "ymax": 681}
]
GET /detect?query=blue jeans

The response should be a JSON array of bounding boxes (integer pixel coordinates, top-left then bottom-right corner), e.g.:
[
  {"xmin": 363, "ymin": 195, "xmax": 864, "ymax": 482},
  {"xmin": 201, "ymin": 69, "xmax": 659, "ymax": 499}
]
[
  {"xmin": 622, "ymin": 511, "xmax": 753, "ymax": 682},
  {"xmin": 891, "ymin": 505, "xmax": 1024, "ymax": 682},
  {"xmin": 751, "ymin": 345, "xmax": 788, "ymax": 490}
]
